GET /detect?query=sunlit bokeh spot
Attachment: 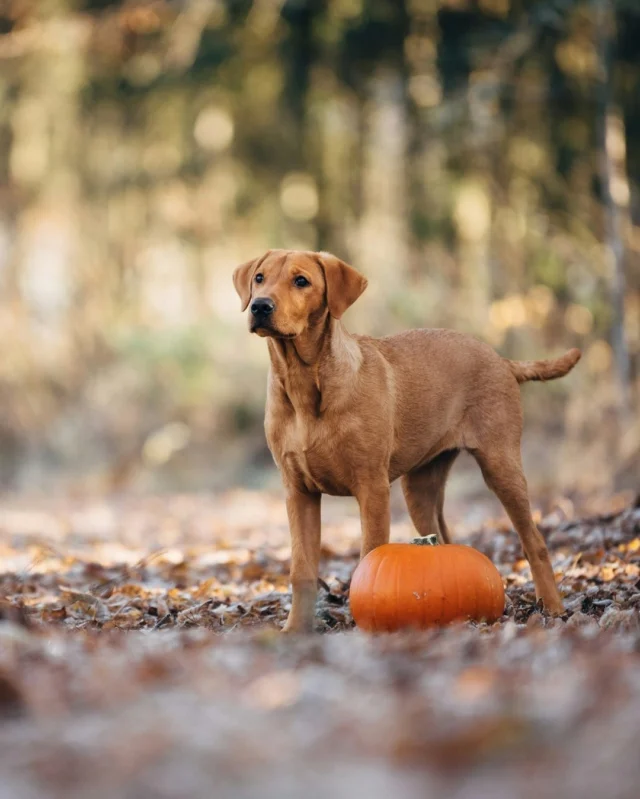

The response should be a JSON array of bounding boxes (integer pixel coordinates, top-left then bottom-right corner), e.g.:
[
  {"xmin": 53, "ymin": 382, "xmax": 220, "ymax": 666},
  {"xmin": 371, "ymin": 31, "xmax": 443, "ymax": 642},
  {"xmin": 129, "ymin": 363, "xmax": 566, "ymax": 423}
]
[
  {"xmin": 143, "ymin": 422, "xmax": 191, "ymax": 467},
  {"xmin": 125, "ymin": 54, "xmax": 162, "ymax": 86},
  {"xmin": 555, "ymin": 40, "xmax": 598, "ymax": 78},
  {"xmin": 509, "ymin": 137, "xmax": 545, "ymax": 175},
  {"xmin": 409, "ymin": 75, "xmax": 442, "ymax": 108},
  {"xmin": 565, "ymin": 303, "xmax": 594, "ymax": 336},
  {"xmin": 586, "ymin": 339, "xmax": 613, "ymax": 374},
  {"xmin": 194, "ymin": 107, "xmax": 234, "ymax": 152},
  {"xmin": 280, "ymin": 173, "xmax": 319, "ymax": 222},
  {"xmin": 489, "ymin": 294, "xmax": 528, "ymax": 330},
  {"xmin": 454, "ymin": 182, "xmax": 491, "ymax": 242},
  {"xmin": 527, "ymin": 285, "xmax": 556, "ymax": 321}
]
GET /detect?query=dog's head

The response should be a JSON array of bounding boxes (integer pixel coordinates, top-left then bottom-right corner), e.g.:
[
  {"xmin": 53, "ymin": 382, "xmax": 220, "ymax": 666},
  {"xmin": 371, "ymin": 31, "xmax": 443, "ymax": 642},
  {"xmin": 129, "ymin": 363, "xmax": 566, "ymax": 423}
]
[{"xmin": 232, "ymin": 250, "xmax": 367, "ymax": 338}]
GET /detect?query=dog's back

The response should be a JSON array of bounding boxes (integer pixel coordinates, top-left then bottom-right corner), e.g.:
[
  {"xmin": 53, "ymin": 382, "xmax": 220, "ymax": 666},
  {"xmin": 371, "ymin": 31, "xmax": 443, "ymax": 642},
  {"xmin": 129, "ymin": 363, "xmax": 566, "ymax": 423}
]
[{"xmin": 368, "ymin": 327, "xmax": 580, "ymax": 474}]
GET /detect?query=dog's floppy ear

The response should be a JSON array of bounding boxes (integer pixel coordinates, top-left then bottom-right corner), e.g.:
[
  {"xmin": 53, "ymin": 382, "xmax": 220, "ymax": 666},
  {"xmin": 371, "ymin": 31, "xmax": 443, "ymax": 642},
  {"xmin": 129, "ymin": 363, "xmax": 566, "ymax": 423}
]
[
  {"xmin": 316, "ymin": 252, "xmax": 367, "ymax": 320},
  {"xmin": 233, "ymin": 253, "xmax": 267, "ymax": 311}
]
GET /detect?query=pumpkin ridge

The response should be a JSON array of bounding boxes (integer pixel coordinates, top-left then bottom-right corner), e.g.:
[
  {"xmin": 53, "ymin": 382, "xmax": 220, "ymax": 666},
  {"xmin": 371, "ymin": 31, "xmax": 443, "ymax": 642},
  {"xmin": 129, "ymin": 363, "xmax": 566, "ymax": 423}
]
[
  {"xmin": 496, "ymin": 561, "xmax": 505, "ymax": 616},
  {"xmin": 483, "ymin": 556, "xmax": 492, "ymax": 616},
  {"xmin": 378, "ymin": 550, "xmax": 397, "ymax": 632},
  {"xmin": 439, "ymin": 549, "xmax": 446, "ymax": 625},
  {"xmin": 483, "ymin": 562, "xmax": 491, "ymax": 620},
  {"xmin": 473, "ymin": 550, "xmax": 479, "ymax": 621},
  {"xmin": 490, "ymin": 562, "xmax": 499, "ymax": 618},
  {"xmin": 371, "ymin": 553, "xmax": 384, "ymax": 633},
  {"xmin": 453, "ymin": 549, "xmax": 461, "ymax": 623},
  {"xmin": 394, "ymin": 550, "xmax": 400, "ymax": 632},
  {"xmin": 424, "ymin": 547, "xmax": 434, "ymax": 628}
]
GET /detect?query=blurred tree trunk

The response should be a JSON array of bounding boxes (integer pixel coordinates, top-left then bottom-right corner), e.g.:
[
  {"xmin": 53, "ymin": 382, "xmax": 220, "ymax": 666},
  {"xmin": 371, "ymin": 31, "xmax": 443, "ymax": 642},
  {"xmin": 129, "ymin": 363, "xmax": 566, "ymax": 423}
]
[
  {"xmin": 594, "ymin": 0, "xmax": 631, "ymax": 413},
  {"xmin": 0, "ymin": 1, "xmax": 88, "ymax": 484},
  {"xmin": 353, "ymin": 69, "xmax": 409, "ymax": 334},
  {"xmin": 281, "ymin": 0, "xmax": 319, "ymax": 250},
  {"xmin": 404, "ymin": 0, "xmax": 443, "ymax": 271}
]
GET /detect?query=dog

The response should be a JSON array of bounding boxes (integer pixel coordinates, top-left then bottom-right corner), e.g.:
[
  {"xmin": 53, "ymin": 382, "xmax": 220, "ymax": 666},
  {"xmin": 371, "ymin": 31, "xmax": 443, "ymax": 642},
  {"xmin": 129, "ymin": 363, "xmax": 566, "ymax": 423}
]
[{"xmin": 233, "ymin": 250, "xmax": 580, "ymax": 633}]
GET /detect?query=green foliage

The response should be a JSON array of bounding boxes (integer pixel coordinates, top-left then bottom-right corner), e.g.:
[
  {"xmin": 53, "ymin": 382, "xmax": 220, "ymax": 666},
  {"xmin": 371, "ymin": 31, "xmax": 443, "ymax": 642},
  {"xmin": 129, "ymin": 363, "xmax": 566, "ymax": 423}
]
[{"xmin": 111, "ymin": 327, "xmax": 214, "ymax": 406}]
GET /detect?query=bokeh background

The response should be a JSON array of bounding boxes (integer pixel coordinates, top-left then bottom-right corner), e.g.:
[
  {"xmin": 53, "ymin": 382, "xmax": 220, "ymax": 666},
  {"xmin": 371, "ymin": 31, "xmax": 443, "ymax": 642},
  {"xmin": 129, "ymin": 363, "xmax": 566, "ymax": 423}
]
[{"xmin": 0, "ymin": 0, "xmax": 638, "ymax": 504}]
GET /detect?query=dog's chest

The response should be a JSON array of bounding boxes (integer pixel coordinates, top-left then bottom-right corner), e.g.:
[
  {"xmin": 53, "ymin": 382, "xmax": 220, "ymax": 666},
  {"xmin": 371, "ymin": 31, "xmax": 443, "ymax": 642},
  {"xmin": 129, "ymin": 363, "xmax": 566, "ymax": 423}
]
[{"xmin": 269, "ymin": 415, "xmax": 353, "ymax": 496}]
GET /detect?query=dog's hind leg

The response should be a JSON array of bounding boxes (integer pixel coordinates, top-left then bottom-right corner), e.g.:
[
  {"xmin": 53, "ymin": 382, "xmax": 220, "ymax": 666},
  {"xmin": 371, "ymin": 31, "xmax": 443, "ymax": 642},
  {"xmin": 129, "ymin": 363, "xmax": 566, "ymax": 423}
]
[
  {"xmin": 402, "ymin": 450, "xmax": 459, "ymax": 544},
  {"xmin": 471, "ymin": 446, "xmax": 564, "ymax": 615}
]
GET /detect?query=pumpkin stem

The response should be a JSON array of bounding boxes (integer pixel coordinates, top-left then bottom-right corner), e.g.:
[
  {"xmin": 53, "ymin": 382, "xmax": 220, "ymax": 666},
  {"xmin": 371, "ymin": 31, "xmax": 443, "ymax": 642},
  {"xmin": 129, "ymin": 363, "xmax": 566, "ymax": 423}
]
[{"xmin": 412, "ymin": 534, "xmax": 439, "ymax": 546}]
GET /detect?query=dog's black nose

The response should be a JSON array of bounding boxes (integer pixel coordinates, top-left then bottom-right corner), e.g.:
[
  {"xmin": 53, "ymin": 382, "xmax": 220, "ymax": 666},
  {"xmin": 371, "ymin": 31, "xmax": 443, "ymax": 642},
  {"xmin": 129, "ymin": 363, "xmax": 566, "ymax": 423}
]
[{"xmin": 251, "ymin": 298, "xmax": 275, "ymax": 317}]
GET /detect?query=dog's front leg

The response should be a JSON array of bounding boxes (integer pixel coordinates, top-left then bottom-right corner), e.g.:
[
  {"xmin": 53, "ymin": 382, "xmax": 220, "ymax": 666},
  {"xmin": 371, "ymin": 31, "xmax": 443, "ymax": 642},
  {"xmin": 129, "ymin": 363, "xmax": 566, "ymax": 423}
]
[
  {"xmin": 282, "ymin": 488, "xmax": 321, "ymax": 634},
  {"xmin": 357, "ymin": 481, "xmax": 391, "ymax": 559}
]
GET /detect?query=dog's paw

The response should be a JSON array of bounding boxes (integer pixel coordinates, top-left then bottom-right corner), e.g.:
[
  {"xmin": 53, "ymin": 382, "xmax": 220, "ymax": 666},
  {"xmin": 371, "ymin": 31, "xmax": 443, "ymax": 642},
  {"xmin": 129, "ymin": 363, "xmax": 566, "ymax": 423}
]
[
  {"xmin": 281, "ymin": 619, "xmax": 315, "ymax": 635},
  {"xmin": 539, "ymin": 597, "xmax": 566, "ymax": 617}
]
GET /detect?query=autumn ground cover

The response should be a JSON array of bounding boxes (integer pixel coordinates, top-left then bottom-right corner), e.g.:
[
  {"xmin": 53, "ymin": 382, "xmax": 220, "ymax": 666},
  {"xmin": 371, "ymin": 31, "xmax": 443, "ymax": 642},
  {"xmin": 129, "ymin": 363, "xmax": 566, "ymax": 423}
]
[{"xmin": 1, "ymin": 489, "xmax": 640, "ymax": 799}]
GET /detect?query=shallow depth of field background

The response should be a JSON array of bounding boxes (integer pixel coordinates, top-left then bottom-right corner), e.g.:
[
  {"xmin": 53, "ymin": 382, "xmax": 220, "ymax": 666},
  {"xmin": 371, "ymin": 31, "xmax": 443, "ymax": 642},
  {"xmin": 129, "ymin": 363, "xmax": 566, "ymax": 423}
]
[
  {"xmin": 1, "ymin": 7, "xmax": 640, "ymax": 798},
  {"xmin": 0, "ymin": 0, "xmax": 638, "ymax": 506}
]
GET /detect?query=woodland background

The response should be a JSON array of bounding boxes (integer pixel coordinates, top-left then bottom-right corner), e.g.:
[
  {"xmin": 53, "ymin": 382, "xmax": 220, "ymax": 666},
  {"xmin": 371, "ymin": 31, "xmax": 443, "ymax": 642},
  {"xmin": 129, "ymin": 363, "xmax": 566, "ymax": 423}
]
[
  {"xmin": 0, "ymin": 0, "xmax": 638, "ymax": 503},
  {"xmin": 1, "ymin": 5, "xmax": 640, "ymax": 799}
]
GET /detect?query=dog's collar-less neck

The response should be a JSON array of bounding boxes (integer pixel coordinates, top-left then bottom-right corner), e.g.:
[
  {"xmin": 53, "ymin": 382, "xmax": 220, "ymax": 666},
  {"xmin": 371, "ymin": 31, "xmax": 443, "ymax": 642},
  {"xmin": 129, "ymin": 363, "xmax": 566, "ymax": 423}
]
[
  {"xmin": 272, "ymin": 312, "xmax": 331, "ymax": 368},
  {"xmin": 267, "ymin": 317, "xmax": 360, "ymax": 415}
]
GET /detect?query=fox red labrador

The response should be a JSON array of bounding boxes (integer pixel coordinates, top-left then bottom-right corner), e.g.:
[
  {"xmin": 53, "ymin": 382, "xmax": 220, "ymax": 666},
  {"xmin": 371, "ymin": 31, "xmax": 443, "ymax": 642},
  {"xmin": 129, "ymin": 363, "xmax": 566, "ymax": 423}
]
[{"xmin": 233, "ymin": 250, "xmax": 580, "ymax": 633}]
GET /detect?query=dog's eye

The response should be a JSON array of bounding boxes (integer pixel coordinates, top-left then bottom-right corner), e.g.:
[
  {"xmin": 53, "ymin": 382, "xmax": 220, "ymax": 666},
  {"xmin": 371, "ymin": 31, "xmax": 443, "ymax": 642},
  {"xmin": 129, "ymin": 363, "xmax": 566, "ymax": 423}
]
[
  {"xmin": 294, "ymin": 276, "xmax": 310, "ymax": 288},
  {"xmin": 255, "ymin": 274, "xmax": 264, "ymax": 284}
]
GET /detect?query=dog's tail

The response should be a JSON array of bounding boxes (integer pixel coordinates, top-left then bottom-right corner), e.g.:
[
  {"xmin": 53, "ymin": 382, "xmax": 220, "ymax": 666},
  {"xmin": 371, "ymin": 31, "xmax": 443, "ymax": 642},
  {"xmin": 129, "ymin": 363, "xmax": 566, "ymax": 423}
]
[{"xmin": 506, "ymin": 348, "xmax": 581, "ymax": 384}]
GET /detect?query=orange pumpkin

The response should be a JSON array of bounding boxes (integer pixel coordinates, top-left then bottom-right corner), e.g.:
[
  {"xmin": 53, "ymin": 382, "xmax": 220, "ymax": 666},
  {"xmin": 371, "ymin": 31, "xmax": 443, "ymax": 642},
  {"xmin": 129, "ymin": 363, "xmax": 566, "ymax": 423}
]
[{"xmin": 350, "ymin": 534, "xmax": 505, "ymax": 632}]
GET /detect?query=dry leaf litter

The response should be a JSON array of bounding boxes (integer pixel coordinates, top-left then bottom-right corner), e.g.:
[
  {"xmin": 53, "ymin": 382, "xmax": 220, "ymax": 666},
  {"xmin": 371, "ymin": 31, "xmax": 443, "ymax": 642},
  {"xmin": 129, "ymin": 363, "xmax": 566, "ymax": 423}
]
[{"xmin": 0, "ymin": 491, "xmax": 639, "ymax": 799}]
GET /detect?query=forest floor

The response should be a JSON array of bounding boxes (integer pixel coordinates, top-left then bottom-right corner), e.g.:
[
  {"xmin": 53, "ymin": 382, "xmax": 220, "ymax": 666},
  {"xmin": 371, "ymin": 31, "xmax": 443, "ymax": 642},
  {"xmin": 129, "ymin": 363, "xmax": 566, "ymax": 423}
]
[{"xmin": 1, "ymin": 490, "xmax": 640, "ymax": 799}]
